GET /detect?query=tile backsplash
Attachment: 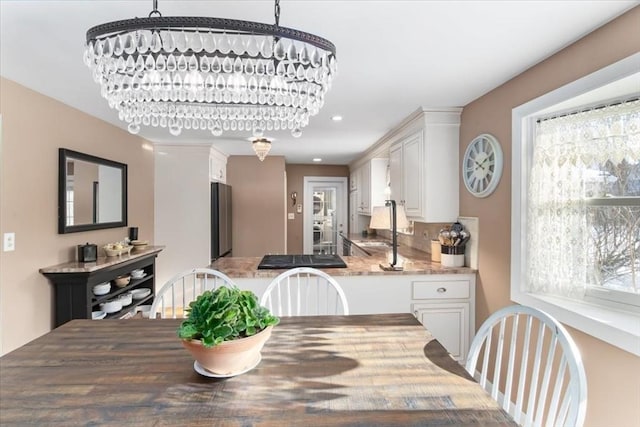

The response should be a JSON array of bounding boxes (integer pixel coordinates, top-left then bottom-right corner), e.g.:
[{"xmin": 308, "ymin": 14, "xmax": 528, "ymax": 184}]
[
  {"xmin": 365, "ymin": 217, "xmax": 479, "ymax": 269},
  {"xmin": 367, "ymin": 221, "xmax": 449, "ymax": 254}
]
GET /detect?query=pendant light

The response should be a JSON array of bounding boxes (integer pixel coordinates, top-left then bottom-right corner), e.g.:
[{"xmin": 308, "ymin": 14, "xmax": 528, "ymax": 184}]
[{"xmin": 83, "ymin": 0, "xmax": 337, "ymax": 138}]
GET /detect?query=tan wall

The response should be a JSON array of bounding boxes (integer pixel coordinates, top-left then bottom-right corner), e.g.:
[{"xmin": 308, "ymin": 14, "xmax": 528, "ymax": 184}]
[
  {"xmin": 285, "ymin": 164, "xmax": 349, "ymax": 253},
  {"xmin": 227, "ymin": 156, "xmax": 286, "ymax": 256},
  {"xmin": 459, "ymin": 8, "xmax": 640, "ymax": 427},
  {"xmin": 0, "ymin": 78, "xmax": 155, "ymax": 355}
]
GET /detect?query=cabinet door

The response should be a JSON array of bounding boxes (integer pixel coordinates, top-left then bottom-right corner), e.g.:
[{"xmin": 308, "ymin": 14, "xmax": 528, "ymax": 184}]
[
  {"xmin": 413, "ymin": 302, "xmax": 469, "ymax": 362},
  {"xmin": 360, "ymin": 162, "xmax": 371, "ymax": 214},
  {"xmin": 389, "ymin": 143, "xmax": 403, "ymax": 204},
  {"xmin": 349, "ymin": 190, "xmax": 360, "ymax": 234},
  {"xmin": 369, "ymin": 158, "xmax": 389, "ymax": 210},
  {"xmin": 402, "ymin": 132, "xmax": 424, "ymax": 218},
  {"xmin": 349, "ymin": 171, "xmax": 358, "ymax": 191},
  {"xmin": 209, "ymin": 156, "xmax": 226, "ymax": 183}
]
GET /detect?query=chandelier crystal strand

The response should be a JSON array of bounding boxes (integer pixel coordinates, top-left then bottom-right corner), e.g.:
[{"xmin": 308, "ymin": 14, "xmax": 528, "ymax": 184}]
[{"xmin": 84, "ymin": 1, "xmax": 337, "ymax": 138}]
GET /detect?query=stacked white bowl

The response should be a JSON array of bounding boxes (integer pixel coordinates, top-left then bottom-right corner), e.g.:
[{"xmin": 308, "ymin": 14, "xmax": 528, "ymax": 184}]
[
  {"xmin": 100, "ymin": 299, "xmax": 122, "ymax": 314},
  {"xmin": 92, "ymin": 282, "xmax": 111, "ymax": 296}
]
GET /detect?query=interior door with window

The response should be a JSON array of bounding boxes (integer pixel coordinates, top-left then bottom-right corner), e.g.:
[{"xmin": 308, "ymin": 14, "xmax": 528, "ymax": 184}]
[{"xmin": 303, "ymin": 177, "xmax": 348, "ymax": 254}]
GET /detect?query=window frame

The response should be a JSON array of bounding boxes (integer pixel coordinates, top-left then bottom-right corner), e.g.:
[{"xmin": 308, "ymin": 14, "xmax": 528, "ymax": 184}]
[{"xmin": 511, "ymin": 52, "xmax": 640, "ymax": 357}]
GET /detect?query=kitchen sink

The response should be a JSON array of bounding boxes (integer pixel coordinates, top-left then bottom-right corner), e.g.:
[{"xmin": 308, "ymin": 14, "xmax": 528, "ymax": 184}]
[{"xmin": 354, "ymin": 241, "xmax": 390, "ymax": 248}]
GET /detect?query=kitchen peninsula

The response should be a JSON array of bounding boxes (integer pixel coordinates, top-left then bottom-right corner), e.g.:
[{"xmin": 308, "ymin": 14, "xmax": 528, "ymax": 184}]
[{"xmin": 210, "ymin": 238, "xmax": 476, "ymax": 361}]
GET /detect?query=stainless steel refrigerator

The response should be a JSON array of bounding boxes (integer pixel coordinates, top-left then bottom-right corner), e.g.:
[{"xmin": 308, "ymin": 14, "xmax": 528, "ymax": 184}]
[{"xmin": 211, "ymin": 182, "xmax": 232, "ymax": 261}]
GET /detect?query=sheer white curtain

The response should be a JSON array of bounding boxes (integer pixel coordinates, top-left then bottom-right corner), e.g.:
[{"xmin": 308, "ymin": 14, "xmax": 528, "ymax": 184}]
[{"xmin": 527, "ymin": 99, "xmax": 640, "ymax": 298}]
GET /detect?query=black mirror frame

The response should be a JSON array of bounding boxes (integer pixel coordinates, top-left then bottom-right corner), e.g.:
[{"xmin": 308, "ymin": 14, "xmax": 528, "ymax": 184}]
[{"xmin": 58, "ymin": 148, "xmax": 128, "ymax": 234}]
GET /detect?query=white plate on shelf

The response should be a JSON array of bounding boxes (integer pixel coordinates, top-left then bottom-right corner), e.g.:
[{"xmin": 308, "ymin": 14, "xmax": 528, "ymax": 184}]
[
  {"xmin": 131, "ymin": 273, "xmax": 147, "ymax": 280},
  {"xmin": 100, "ymin": 299, "xmax": 123, "ymax": 313},
  {"xmin": 92, "ymin": 311, "xmax": 107, "ymax": 320},
  {"xmin": 130, "ymin": 288, "xmax": 151, "ymax": 300},
  {"xmin": 193, "ymin": 354, "xmax": 262, "ymax": 378}
]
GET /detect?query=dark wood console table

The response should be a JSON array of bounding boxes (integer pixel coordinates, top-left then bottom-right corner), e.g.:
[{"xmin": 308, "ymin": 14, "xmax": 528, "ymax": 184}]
[{"xmin": 40, "ymin": 246, "xmax": 163, "ymax": 326}]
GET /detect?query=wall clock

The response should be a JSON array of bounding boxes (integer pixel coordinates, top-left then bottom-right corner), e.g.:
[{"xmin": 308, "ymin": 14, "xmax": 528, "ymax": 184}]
[{"xmin": 462, "ymin": 133, "xmax": 503, "ymax": 198}]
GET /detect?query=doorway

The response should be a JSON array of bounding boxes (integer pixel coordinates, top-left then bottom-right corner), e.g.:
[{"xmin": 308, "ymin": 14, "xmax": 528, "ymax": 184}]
[{"xmin": 303, "ymin": 177, "xmax": 348, "ymax": 254}]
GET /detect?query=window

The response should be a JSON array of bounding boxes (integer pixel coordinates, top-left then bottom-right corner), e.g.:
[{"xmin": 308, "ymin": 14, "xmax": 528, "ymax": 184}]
[
  {"xmin": 529, "ymin": 101, "xmax": 639, "ymax": 307},
  {"xmin": 512, "ymin": 53, "xmax": 640, "ymax": 356}
]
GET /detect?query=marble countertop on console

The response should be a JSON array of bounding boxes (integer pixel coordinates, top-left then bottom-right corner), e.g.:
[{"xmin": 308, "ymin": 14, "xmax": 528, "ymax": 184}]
[
  {"xmin": 39, "ymin": 246, "xmax": 165, "ymax": 274},
  {"xmin": 209, "ymin": 238, "xmax": 474, "ymax": 279}
]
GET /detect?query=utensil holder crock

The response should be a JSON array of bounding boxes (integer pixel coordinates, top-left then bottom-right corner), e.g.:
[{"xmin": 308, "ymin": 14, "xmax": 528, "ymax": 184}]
[{"xmin": 440, "ymin": 245, "xmax": 465, "ymax": 267}]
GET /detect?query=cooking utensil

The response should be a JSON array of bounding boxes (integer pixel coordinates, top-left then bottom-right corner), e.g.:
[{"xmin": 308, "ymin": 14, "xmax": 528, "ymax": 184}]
[{"xmin": 441, "ymin": 230, "xmax": 451, "ymax": 246}]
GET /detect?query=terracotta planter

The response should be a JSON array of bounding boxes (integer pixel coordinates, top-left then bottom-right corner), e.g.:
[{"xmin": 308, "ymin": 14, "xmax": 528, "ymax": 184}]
[{"xmin": 182, "ymin": 326, "xmax": 273, "ymax": 375}]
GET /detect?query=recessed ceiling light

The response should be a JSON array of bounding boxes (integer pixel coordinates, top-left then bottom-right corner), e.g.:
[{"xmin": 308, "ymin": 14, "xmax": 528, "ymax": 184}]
[
  {"xmin": 331, "ymin": 115, "xmax": 343, "ymax": 122},
  {"xmin": 313, "ymin": 158, "xmax": 322, "ymax": 162}
]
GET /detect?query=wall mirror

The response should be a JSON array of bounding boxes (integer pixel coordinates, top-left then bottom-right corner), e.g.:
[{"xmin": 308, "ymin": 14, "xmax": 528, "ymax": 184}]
[{"xmin": 58, "ymin": 148, "xmax": 127, "ymax": 234}]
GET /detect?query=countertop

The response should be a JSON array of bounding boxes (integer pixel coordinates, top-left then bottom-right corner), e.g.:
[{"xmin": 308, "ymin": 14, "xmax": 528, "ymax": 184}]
[
  {"xmin": 209, "ymin": 235, "xmax": 474, "ymax": 278},
  {"xmin": 39, "ymin": 246, "xmax": 165, "ymax": 274}
]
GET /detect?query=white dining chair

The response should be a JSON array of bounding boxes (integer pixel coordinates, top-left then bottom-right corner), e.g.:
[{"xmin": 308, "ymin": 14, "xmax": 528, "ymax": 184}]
[
  {"xmin": 149, "ymin": 268, "xmax": 236, "ymax": 319},
  {"xmin": 465, "ymin": 305, "xmax": 587, "ymax": 427},
  {"xmin": 260, "ymin": 267, "xmax": 349, "ymax": 316}
]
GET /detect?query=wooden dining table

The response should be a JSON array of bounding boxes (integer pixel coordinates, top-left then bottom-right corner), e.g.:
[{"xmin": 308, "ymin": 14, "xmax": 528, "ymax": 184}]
[{"xmin": 0, "ymin": 313, "xmax": 517, "ymax": 426}]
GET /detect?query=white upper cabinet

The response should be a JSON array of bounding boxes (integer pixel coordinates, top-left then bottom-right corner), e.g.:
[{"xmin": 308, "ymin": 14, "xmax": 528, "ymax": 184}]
[
  {"xmin": 349, "ymin": 170, "xmax": 358, "ymax": 192},
  {"xmin": 388, "ymin": 109, "xmax": 461, "ymax": 222},
  {"xmin": 369, "ymin": 158, "xmax": 389, "ymax": 211},
  {"xmin": 349, "ymin": 189, "xmax": 360, "ymax": 234},
  {"xmin": 359, "ymin": 161, "xmax": 370, "ymax": 213},
  {"xmin": 209, "ymin": 148, "xmax": 227, "ymax": 183},
  {"xmin": 389, "ymin": 143, "xmax": 403, "ymax": 210},
  {"xmin": 353, "ymin": 158, "xmax": 388, "ymax": 216}
]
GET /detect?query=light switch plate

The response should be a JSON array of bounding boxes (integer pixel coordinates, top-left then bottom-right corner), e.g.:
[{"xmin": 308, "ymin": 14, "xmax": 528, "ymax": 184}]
[
  {"xmin": 3, "ymin": 232, "xmax": 15, "ymax": 252},
  {"xmin": 296, "ymin": 204, "xmax": 302, "ymax": 214}
]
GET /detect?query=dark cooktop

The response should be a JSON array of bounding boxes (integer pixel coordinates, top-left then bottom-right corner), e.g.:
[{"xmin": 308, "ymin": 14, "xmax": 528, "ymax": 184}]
[{"xmin": 257, "ymin": 254, "xmax": 347, "ymax": 270}]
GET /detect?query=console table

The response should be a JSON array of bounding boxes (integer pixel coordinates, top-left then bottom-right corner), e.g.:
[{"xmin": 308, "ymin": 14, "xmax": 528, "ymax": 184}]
[{"xmin": 40, "ymin": 246, "xmax": 163, "ymax": 326}]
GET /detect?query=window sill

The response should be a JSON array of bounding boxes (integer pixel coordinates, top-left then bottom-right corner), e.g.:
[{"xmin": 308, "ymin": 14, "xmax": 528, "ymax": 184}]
[{"xmin": 512, "ymin": 292, "xmax": 640, "ymax": 357}]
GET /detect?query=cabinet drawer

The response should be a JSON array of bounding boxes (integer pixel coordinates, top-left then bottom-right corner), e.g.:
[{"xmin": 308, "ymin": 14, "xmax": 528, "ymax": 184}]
[{"xmin": 412, "ymin": 280, "xmax": 469, "ymax": 299}]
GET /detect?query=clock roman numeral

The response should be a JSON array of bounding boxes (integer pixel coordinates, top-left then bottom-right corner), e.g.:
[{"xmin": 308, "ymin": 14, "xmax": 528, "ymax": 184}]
[{"xmin": 474, "ymin": 178, "xmax": 481, "ymax": 192}]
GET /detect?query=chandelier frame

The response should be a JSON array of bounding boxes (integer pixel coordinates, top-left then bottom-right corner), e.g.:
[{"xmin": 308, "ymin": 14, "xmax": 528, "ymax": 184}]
[{"xmin": 86, "ymin": 17, "xmax": 336, "ymax": 56}]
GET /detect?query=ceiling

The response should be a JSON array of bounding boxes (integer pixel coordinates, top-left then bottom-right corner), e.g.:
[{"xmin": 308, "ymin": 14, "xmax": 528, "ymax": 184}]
[{"xmin": 1, "ymin": 1, "xmax": 637, "ymax": 165}]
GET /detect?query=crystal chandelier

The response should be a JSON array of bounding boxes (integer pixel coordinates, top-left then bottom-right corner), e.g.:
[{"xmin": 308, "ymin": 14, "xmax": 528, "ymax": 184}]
[
  {"xmin": 83, "ymin": 0, "xmax": 337, "ymax": 138},
  {"xmin": 252, "ymin": 138, "xmax": 272, "ymax": 161}
]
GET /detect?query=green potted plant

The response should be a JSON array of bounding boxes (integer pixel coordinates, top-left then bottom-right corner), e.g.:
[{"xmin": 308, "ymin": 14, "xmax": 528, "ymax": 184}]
[{"xmin": 177, "ymin": 286, "xmax": 279, "ymax": 376}]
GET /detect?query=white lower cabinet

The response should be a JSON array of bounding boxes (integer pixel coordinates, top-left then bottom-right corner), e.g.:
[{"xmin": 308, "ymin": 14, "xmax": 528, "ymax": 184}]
[
  {"xmin": 342, "ymin": 274, "xmax": 476, "ymax": 362},
  {"xmin": 410, "ymin": 276, "xmax": 475, "ymax": 362},
  {"xmin": 413, "ymin": 302, "xmax": 469, "ymax": 362},
  {"xmin": 235, "ymin": 273, "xmax": 476, "ymax": 363}
]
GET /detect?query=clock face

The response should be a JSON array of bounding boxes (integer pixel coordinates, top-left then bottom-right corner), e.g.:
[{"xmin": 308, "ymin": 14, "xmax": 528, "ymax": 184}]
[{"xmin": 463, "ymin": 134, "xmax": 503, "ymax": 198}]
